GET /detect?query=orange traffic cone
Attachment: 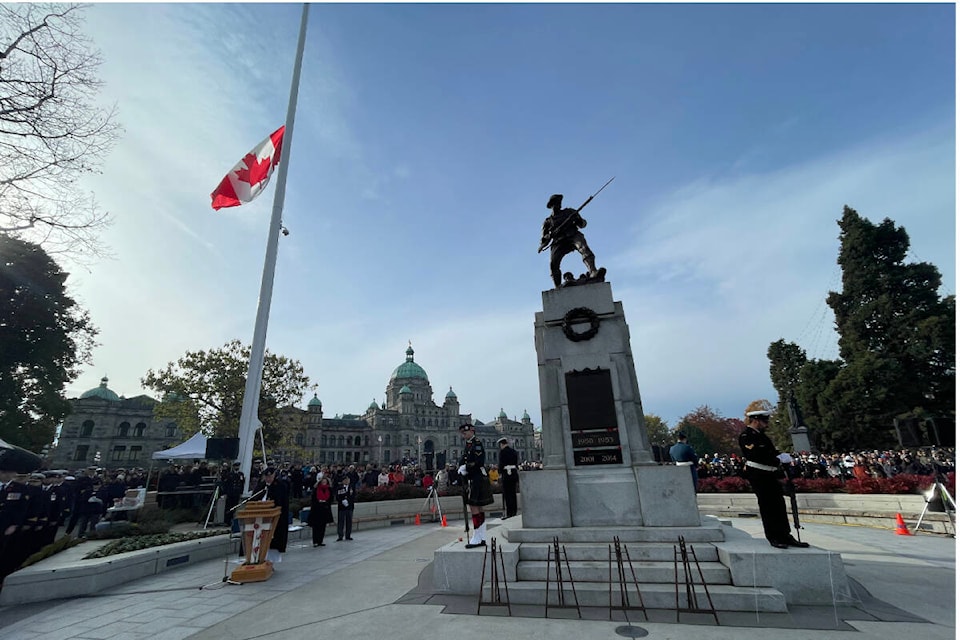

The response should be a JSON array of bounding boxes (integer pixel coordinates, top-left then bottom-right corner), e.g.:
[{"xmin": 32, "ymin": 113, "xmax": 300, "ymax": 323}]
[
  {"xmin": 895, "ymin": 512, "xmax": 912, "ymax": 536},
  {"xmin": 441, "ymin": 515, "xmax": 448, "ymax": 527},
  {"xmin": 415, "ymin": 513, "xmax": 421, "ymax": 526}
]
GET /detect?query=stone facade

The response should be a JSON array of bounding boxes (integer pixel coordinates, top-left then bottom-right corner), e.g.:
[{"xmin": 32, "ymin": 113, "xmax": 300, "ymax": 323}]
[
  {"xmin": 279, "ymin": 345, "xmax": 539, "ymax": 469},
  {"xmin": 50, "ymin": 347, "xmax": 541, "ymax": 471},
  {"xmin": 48, "ymin": 377, "xmax": 184, "ymax": 470}
]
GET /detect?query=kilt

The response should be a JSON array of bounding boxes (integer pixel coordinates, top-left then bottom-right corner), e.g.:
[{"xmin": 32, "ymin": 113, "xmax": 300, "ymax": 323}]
[{"xmin": 464, "ymin": 473, "xmax": 494, "ymax": 506}]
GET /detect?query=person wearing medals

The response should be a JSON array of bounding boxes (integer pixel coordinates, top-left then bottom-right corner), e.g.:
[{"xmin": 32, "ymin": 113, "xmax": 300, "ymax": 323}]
[{"xmin": 458, "ymin": 423, "xmax": 494, "ymax": 548}]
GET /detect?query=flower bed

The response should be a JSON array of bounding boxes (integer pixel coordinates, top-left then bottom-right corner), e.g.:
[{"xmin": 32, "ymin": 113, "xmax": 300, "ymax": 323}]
[
  {"xmin": 83, "ymin": 529, "xmax": 229, "ymax": 559},
  {"xmin": 696, "ymin": 472, "xmax": 954, "ymax": 496}
]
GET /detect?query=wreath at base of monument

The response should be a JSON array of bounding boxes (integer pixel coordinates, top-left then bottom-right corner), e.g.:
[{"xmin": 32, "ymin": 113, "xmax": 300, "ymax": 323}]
[{"xmin": 561, "ymin": 307, "xmax": 600, "ymax": 342}]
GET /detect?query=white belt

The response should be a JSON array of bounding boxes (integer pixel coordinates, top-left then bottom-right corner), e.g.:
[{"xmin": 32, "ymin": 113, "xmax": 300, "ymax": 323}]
[
  {"xmin": 503, "ymin": 465, "xmax": 517, "ymax": 470},
  {"xmin": 745, "ymin": 461, "xmax": 779, "ymax": 472},
  {"xmin": 675, "ymin": 462, "xmax": 694, "ymax": 466}
]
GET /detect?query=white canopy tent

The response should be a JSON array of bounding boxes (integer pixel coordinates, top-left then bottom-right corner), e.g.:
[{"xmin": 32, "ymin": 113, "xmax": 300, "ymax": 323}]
[{"xmin": 151, "ymin": 432, "xmax": 208, "ymax": 460}]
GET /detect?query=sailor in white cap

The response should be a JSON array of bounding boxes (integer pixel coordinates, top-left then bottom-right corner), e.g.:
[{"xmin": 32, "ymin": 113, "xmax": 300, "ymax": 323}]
[{"xmin": 738, "ymin": 400, "xmax": 808, "ymax": 549}]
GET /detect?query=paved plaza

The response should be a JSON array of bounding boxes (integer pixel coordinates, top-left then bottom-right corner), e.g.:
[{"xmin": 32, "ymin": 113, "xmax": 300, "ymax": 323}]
[{"xmin": 0, "ymin": 517, "xmax": 954, "ymax": 640}]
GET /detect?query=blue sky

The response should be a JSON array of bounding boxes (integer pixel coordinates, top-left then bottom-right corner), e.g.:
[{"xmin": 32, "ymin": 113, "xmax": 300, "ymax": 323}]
[{"xmin": 64, "ymin": 3, "xmax": 955, "ymax": 429}]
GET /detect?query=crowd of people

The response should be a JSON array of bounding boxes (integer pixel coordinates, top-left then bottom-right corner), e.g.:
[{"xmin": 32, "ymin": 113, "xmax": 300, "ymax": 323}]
[{"xmin": 665, "ymin": 446, "xmax": 957, "ymax": 482}]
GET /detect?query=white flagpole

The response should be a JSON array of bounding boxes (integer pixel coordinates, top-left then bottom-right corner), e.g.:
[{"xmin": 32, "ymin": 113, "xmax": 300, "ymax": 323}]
[{"xmin": 236, "ymin": 3, "xmax": 310, "ymax": 495}]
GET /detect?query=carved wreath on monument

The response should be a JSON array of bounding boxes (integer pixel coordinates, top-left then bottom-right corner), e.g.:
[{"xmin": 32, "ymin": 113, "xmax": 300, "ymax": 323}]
[{"xmin": 561, "ymin": 307, "xmax": 600, "ymax": 342}]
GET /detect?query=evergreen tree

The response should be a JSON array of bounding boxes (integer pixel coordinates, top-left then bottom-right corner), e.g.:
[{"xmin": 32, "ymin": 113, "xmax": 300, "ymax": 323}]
[
  {"xmin": 0, "ymin": 234, "xmax": 97, "ymax": 450},
  {"xmin": 766, "ymin": 340, "xmax": 809, "ymax": 449},
  {"xmin": 821, "ymin": 206, "xmax": 955, "ymax": 448}
]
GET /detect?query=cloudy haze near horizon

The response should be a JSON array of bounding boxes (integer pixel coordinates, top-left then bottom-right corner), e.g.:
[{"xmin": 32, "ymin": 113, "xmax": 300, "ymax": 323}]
[{"xmin": 58, "ymin": 3, "xmax": 954, "ymax": 429}]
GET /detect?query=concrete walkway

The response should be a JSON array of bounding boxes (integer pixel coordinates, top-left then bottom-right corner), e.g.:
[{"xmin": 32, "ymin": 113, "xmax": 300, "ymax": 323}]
[{"xmin": 0, "ymin": 518, "xmax": 954, "ymax": 640}]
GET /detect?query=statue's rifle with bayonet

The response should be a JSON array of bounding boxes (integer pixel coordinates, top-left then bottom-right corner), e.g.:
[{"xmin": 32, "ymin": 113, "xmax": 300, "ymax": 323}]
[{"xmin": 538, "ymin": 176, "xmax": 615, "ymax": 253}]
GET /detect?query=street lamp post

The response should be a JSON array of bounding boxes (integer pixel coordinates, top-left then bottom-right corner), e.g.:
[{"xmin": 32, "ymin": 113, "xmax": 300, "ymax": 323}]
[
  {"xmin": 378, "ymin": 435, "xmax": 382, "ymax": 465},
  {"xmin": 417, "ymin": 436, "xmax": 422, "ymax": 467}
]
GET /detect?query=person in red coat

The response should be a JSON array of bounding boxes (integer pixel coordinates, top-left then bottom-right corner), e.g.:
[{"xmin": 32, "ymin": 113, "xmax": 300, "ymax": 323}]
[{"xmin": 307, "ymin": 476, "xmax": 334, "ymax": 547}]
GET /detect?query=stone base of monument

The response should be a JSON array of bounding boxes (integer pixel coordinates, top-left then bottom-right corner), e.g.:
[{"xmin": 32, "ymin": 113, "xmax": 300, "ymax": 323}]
[
  {"xmin": 429, "ymin": 280, "xmax": 852, "ymax": 611},
  {"xmin": 432, "ymin": 516, "xmax": 852, "ymax": 610}
]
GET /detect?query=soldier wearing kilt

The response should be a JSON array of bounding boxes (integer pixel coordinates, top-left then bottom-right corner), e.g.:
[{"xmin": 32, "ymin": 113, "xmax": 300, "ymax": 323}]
[{"xmin": 458, "ymin": 424, "xmax": 493, "ymax": 548}]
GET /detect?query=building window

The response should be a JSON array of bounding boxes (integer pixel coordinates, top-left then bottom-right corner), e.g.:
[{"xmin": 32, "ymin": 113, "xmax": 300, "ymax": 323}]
[
  {"xmin": 404, "ymin": 434, "xmax": 410, "ymax": 446},
  {"xmin": 74, "ymin": 445, "xmax": 89, "ymax": 461},
  {"xmin": 129, "ymin": 446, "xmax": 142, "ymax": 461},
  {"xmin": 295, "ymin": 433, "xmax": 304, "ymax": 446},
  {"xmin": 117, "ymin": 422, "xmax": 130, "ymax": 437},
  {"xmin": 134, "ymin": 423, "xmax": 146, "ymax": 437},
  {"xmin": 385, "ymin": 435, "xmax": 391, "ymax": 446},
  {"xmin": 354, "ymin": 452, "xmax": 360, "ymax": 463},
  {"xmin": 354, "ymin": 436, "xmax": 361, "ymax": 446},
  {"xmin": 165, "ymin": 423, "xmax": 176, "ymax": 438},
  {"xmin": 384, "ymin": 450, "xmax": 391, "ymax": 463},
  {"xmin": 364, "ymin": 436, "xmax": 370, "ymax": 446},
  {"xmin": 321, "ymin": 435, "xmax": 327, "ymax": 447},
  {"xmin": 338, "ymin": 436, "xmax": 345, "ymax": 447},
  {"xmin": 80, "ymin": 421, "xmax": 94, "ymax": 437},
  {"xmin": 111, "ymin": 446, "xmax": 126, "ymax": 461}
]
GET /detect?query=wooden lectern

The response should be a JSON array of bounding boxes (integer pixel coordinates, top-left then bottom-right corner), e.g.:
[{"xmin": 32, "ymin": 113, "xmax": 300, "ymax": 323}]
[{"xmin": 230, "ymin": 500, "xmax": 282, "ymax": 583}]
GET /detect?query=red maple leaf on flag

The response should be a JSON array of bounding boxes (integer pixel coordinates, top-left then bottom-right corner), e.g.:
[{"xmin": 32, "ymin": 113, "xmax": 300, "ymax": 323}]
[{"xmin": 234, "ymin": 152, "xmax": 273, "ymax": 187}]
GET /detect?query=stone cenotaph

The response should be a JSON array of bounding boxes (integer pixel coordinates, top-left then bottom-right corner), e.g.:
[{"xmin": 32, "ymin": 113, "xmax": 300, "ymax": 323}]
[{"xmin": 521, "ymin": 281, "xmax": 701, "ymax": 528}]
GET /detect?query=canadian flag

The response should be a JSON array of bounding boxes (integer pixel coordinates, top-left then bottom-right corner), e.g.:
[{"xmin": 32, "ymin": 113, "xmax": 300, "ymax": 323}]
[{"xmin": 210, "ymin": 126, "xmax": 285, "ymax": 210}]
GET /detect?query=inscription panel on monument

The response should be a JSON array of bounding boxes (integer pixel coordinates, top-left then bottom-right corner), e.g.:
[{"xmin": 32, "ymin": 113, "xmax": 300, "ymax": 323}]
[
  {"xmin": 566, "ymin": 368, "xmax": 623, "ymax": 466},
  {"xmin": 573, "ymin": 449, "xmax": 624, "ymax": 466},
  {"xmin": 571, "ymin": 429, "xmax": 620, "ymax": 449},
  {"xmin": 565, "ymin": 368, "xmax": 617, "ymax": 432}
]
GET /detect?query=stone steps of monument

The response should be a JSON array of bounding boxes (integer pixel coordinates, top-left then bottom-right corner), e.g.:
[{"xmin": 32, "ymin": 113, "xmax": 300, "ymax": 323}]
[
  {"xmin": 505, "ymin": 524, "xmax": 725, "ymax": 544},
  {"xmin": 517, "ymin": 541, "xmax": 719, "ymax": 563},
  {"xmin": 481, "ymin": 581, "xmax": 787, "ymax": 612},
  {"xmin": 516, "ymin": 559, "xmax": 731, "ymax": 584}
]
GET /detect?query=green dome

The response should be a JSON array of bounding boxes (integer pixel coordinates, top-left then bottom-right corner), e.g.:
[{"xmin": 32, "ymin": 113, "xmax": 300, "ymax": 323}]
[
  {"xmin": 368, "ymin": 399, "xmax": 379, "ymax": 410},
  {"xmin": 80, "ymin": 377, "xmax": 120, "ymax": 402},
  {"xmin": 390, "ymin": 344, "xmax": 429, "ymax": 381},
  {"xmin": 308, "ymin": 394, "xmax": 322, "ymax": 407},
  {"xmin": 522, "ymin": 409, "xmax": 530, "ymax": 420},
  {"xmin": 399, "ymin": 385, "xmax": 413, "ymax": 395},
  {"xmin": 445, "ymin": 387, "xmax": 457, "ymax": 399},
  {"xmin": 498, "ymin": 408, "xmax": 508, "ymax": 419}
]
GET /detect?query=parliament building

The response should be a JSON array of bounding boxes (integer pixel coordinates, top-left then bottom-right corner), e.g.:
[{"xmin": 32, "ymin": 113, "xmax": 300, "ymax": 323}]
[
  {"xmin": 50, "ymin": 345, "xmax": 539, "ymax": 471},
  {"xmin": 280, "ymin": 344, "xmax": 539, "ymax": 469}
]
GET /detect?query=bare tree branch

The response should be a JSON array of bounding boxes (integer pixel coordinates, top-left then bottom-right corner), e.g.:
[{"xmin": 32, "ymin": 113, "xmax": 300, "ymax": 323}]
[{"xmin": 0, "ymin": 3, "xmax": 122, "ymax": 265}]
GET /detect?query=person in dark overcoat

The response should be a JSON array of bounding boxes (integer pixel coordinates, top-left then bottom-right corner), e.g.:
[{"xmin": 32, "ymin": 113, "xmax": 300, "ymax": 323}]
[
  {"xmin": 307, "ymin": 476, "xmax": 334, "ymax": 546},
  {"xmin": 256, "ymin": 467, "xmax": 290, "ymax": 553}
]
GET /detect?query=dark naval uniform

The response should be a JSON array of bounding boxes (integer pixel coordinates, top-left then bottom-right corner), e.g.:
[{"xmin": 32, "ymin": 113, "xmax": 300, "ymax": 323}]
[
  {"xmin": 497, "ymin": 443, "xmax": 520, "ymax": 518},
  {"xmin": 738, "ymin": 425, "xmax": 791, "ymax": 545},
  {"xmin": 460, "ymin": 436, "xmax": 493, "ymax": 507},
  {"xmin": 0, "ymin": 477, "xmax": 31, "ymax": 583}
]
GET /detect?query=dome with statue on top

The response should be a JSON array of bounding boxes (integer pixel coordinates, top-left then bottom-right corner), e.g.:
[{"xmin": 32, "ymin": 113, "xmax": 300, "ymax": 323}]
[
  {"xmin": 390, "ymin": 344, "xmax": 429, "ymax": 381},
  {"xmin": 79, "ymin": 377, "xmax": 121, "ymax": 402}
]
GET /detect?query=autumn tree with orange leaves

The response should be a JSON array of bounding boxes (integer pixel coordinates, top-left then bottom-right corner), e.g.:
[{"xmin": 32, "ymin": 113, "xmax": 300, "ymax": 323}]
[{"xmin": 677, "ymin": 405, "xmax": 744, "ymax": 455}]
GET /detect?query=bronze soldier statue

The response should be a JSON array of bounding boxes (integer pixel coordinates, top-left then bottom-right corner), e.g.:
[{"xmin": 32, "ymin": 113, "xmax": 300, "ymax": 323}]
[{"xmin": 538, "ymin": 178, "xmax": 612, "ymax": 288}]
